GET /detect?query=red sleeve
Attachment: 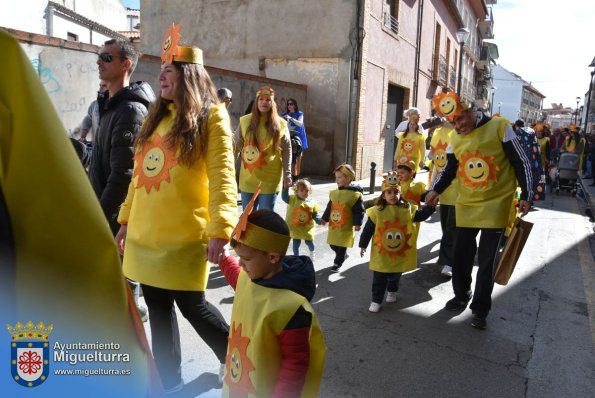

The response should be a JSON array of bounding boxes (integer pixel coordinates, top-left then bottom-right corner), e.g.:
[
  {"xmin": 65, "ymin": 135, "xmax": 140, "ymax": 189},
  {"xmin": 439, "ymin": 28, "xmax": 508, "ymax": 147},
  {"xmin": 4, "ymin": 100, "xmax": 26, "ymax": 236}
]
[
  {"xmin": 218, "ymin": 255, "xmax": 240, "ymax": 289},
  {"xmin": 272, "ymin": 327, "xmax": 311, "ymax": 398}
]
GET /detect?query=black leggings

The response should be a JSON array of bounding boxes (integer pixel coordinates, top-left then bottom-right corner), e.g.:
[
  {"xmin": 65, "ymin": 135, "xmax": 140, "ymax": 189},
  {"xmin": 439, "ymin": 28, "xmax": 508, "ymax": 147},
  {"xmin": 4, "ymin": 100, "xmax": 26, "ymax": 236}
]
[{"xmin": 141, "ymin": 284, "xmax": 229, "ymax": 387}]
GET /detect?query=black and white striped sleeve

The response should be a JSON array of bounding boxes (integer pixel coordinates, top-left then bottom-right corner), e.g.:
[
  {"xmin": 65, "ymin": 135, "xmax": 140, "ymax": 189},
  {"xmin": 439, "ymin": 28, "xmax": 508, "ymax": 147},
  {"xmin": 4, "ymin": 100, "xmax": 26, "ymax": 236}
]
[{"xmin": 502, "ymin": 124, "xmax": 534, "ymax": 201}]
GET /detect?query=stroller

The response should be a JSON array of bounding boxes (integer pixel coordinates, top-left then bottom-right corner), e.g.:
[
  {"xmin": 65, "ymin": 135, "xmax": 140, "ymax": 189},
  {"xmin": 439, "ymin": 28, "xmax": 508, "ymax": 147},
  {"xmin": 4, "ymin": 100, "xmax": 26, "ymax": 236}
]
[{"xmin": 550, "ymin": 152, "xmax": 580, "ymax": 195}]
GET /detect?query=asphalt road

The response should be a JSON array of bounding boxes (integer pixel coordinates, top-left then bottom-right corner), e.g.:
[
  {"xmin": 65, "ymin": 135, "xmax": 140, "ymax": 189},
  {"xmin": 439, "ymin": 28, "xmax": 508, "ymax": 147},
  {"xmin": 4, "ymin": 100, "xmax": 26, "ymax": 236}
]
[{"xmin": 143, "ymin": 171, "xmax": 595, "ymax": 398}]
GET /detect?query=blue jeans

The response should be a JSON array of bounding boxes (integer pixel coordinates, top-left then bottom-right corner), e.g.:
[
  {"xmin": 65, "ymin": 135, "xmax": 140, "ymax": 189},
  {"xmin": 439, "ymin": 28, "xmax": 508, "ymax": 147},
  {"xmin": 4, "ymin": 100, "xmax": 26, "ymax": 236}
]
[
  {"xmin": 240, "ymin": 191, "xmax": 279, "ymax": 211},
  {"xmin": 293, "ymin": 239, "xmax": 315, "ymax": 256},
  {"xmin": 372, "ymin": 271, "xmax": 402, "ymax": 304}
]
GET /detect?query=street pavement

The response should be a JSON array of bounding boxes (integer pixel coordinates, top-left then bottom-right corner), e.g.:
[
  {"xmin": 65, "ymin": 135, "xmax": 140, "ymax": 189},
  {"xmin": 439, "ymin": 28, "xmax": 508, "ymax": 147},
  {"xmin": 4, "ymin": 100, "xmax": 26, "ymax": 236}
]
[{"xmin": 142, "ymin": 170, "xmax": 595, "ymax": 398}]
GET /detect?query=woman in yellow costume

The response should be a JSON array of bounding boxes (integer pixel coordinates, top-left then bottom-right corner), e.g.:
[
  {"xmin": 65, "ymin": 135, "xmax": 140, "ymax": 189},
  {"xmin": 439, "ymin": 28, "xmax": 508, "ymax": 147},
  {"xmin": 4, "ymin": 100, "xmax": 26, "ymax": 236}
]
[
  {"xmin": 237, "ymin": 86, "xmax": 292, "ymax": 211},
  {"xmin": 393, "ymin": 107, "xmax": 427, "ymax": 172},
  {"xmin": 359, "ymin": 173, "xmax": 435, "ymax": 312},
  {"xmin": 115, "ymin": 23, "xmax": 237, "ymax": 393}
]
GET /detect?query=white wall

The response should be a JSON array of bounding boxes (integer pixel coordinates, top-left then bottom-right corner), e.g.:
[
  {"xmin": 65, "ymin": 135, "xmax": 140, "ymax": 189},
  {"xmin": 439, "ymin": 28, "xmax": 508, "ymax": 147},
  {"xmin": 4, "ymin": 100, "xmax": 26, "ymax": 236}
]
[{"xmin": 493, "ymin": 64, "xmax": 522, "ymax": 122}]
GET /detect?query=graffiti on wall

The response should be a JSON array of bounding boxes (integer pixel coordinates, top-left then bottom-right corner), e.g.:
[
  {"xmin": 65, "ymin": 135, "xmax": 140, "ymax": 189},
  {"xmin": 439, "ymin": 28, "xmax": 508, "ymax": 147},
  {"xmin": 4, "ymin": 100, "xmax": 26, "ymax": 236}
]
[{"xmin": 30, "ymin": 58, "xmax": 61, "ymax": 94}]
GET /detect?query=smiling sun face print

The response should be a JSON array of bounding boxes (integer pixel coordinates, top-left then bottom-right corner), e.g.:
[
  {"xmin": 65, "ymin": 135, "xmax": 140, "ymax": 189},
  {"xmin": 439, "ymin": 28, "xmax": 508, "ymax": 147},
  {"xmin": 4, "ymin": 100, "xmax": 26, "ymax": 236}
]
[
  {"xmin": 133, "ymin": 133, "xmax": 179, "ymax": 193},
  {"xmin": 373, "ymin": 219, "xmax": 411, "ymax": 260},
  {"xmin": 458, "ymin": 150, "xmax": 499, "ymax": 189},
  {"xmin": 433, "ymin": 141, "xmax": 448, "ymax": 170},
  {"xmin": 292, "ymin": 206, "xmax": 311, "ymax": 226},
  {"xmin": 224, "ymin": 323, "xmax": 256, "ymax": 397},
  {"xmin": 242, "ymin": 140, "xmax": 267, "ymax": 173},
  {"xmin": 329, "ymin": 202, "xmax": 348, "ymax": 229},
  {"xmin": 401, "ymin": 139, "xmax": 415, "ymax": 153}
]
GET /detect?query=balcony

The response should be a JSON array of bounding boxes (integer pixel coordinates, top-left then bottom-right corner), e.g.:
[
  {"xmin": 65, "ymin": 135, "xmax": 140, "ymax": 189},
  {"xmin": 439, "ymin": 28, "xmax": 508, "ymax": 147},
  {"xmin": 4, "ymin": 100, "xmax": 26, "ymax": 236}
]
[
  {"xmin": 439, "ymin": 55, "xmax": 447, "ymax": 85},
  {"xmin": 449, "ymin": 65, "xmax": 456, "ymax": 88},
  {"xmin": 478, "ymin": 6, "xmax": 494, "ymax": 39}
]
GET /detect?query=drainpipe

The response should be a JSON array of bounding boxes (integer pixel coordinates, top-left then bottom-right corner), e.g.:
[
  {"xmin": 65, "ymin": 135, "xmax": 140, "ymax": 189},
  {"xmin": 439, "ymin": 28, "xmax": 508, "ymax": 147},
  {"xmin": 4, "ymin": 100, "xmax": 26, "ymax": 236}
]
[
  {"xmin": 346, "ymin": 0, "xmax": 362, "ymax": 166},
  {"xmin": 46, "ymin": 3, "xmax": 55, "ymax": 37},
  {"xmin": 412, "ymin": 0, "xmax": 424, "ymax": 106}
]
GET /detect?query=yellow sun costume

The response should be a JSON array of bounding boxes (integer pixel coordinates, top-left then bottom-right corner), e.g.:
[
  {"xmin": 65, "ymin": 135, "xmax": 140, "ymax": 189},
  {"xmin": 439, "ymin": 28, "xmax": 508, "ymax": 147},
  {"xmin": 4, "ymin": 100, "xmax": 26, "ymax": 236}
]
[
  {"xmin": 118, "ymin": 104, "xmax": 237, "ymax": 291},
  {"xmin": 450, "ymin": 118, "xmax": 517, "ymax": 228},
  {"xmin": 1, "ymin": 29, "xmax": 155, "ymax": 396},
  {"xmin": 400, "ymin": 179, "xmax": 426, "ymax": 206},
  {"xmin": 239, "ymin": 115, "xmax": 289, "ymax": 194},
  {"xmin": 326, "ymin": 189, "xmax": 363, "ymax": 247},
  {"xmin": 365, "ymin": 205, "xmax": 418, "ymax": 273},
  {"xmin": 223, "ymin": 271, "xmax": 325, "ymax": 398},
  {"xmin": 429, "ymin": 126, "xmax": 457, "ymax": 206},
  {"xmin": 394, "ymin": 131, "xmax": 426, "ymax": 172},
  {"xmin": 537, "ymin": 136, "xmax": 549, "ymax": 168},
  {"xmin": 286, "ymin": 195, "xmax": 320, "ymax": 241}
]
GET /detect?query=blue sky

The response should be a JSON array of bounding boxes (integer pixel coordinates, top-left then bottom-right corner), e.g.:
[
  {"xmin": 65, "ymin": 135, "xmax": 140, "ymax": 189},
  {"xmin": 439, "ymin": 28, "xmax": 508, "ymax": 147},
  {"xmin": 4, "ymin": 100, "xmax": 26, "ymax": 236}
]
[
  {"xmin": 493, "ymin": 0, "xmax": 595, "ymax": 108},
  {"xmin": 121, "ymin": 0, "xmax": 140, "ymax": 8}
]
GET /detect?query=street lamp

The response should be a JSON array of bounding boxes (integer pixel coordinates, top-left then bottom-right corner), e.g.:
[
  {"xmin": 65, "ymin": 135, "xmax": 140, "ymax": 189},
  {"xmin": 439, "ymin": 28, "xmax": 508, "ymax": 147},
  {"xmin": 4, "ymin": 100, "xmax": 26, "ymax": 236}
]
[
  {"xmin": 456, "ymin": 27, "xmax": 470, "ymax": 97},
  {"xmin": 489, "ymin": 86, "xmax": 497, "ymax": 115},
  {"xmin": 575, "ymin": 96, "xmax": 581, "ymax": 125},
  {"xmin": 498, "ymin": 101, "xmax": 502, "ymax": 114}
]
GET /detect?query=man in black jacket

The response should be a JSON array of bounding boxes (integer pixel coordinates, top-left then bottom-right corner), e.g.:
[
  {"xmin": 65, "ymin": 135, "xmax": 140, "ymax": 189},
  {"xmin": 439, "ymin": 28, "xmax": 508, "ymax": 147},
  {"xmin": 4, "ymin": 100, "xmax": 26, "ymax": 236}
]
[
  {"xmin": 89, "ymin": 38, "xmax": 155, "ymax": 322},
  {"xmin": 89, "ymin": 39, "xmax": 155, "ymax": 234}
]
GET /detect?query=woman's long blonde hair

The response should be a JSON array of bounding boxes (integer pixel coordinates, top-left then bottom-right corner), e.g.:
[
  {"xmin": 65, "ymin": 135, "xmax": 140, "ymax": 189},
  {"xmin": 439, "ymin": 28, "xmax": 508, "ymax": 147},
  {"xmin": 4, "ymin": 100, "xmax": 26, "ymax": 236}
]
[
  {"xmin": 135, "ymin": 62, "xmax": 218, "ymax": 167},
  {"xmin": 245, "ymin": 88, "xmax": 283, "ymax": 150}
]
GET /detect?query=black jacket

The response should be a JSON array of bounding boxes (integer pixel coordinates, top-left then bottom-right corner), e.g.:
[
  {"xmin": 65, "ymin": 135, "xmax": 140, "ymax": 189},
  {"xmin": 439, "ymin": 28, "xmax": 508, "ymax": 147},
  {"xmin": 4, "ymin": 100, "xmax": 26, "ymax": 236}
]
[{"xmin": 88, "ymin": 81, "xmax": 155, "ymax": 234}]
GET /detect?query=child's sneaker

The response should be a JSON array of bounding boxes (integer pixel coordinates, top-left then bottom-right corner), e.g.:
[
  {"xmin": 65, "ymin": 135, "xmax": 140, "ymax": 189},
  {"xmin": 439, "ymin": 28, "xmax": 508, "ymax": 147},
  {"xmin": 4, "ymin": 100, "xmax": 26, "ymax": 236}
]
[
  {"xmin": 309, "ymin": 250, "xmax": 316, "ymax": 261},
  {"xmin": 330, "ymin": 263, "xmax": 342, "ymax": 272},
  {"xmin": 368, "ymin": 302, "xmax": 381, "ymax": 313},
  {"xmin": 385, "ymin": 292, "xmax": 398, "ymax": 303}
]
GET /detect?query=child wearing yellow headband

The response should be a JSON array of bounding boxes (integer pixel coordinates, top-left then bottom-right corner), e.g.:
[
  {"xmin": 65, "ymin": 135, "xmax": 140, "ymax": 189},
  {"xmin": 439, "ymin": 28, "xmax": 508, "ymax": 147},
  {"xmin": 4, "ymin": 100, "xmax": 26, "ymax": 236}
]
[
  {"xmin": 359, "ymin": 172, "xmax": 435, "ymax": 312},
  {"xmin": 218, "ymin": 209, "xmax": 326, "ymax": 397},
  {"xmin": 321, "ymin": 163, "xmax": 365, "ymax": 272}
]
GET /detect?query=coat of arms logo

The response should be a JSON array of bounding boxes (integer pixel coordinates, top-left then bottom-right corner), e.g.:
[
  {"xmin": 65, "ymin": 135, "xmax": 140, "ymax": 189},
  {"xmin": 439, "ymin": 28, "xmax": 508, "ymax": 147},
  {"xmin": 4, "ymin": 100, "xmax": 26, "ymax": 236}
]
[{"xmin": 7, "ymin": 321, "xmax": 53, "ymax": 387}]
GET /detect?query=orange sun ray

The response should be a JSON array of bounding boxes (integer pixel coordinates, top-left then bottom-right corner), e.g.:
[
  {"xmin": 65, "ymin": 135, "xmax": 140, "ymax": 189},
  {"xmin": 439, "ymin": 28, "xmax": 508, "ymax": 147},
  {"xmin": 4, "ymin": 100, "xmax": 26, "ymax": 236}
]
[
  {"xmin": 373, "ymin": 219, "xmax": 412, "ymax": 260},
  {"xmin": 132, "ymin": 133, "xmax": 179, "ymax": 193},
  {"xmin": 329, "ymin": 202, "xmax": 348, "ymax": 229},
  {"xmin": 457, "ymin": 150, "xmax": 499, "ymax": 189},
  {"xmin": 241, "ymin": 140, "xmax": 268, "ymax": 173},
  {"xmin": 224, "ymin": 322, "xmax": 256, "ymax": 397}
]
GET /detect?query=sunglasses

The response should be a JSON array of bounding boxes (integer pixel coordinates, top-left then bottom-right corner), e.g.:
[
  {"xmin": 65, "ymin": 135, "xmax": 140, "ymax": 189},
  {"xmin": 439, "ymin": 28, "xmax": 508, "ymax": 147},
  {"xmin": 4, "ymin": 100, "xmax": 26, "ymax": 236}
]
[
  {"xmin": 287, "ymin": 102, "xmax": 295, "ymax": 106},
  {"xmin": 98, "ymin": 52, "xmax": 119, "ymax": 63}
]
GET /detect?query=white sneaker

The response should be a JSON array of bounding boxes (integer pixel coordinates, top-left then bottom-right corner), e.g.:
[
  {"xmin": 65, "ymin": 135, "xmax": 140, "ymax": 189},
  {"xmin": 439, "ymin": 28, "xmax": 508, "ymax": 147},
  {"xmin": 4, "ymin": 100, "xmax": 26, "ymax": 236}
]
[
  {"xmin": 368, "ymin": 302, "xmax": 381, "ymax": 312},
  {"xmin": 441, "ymin": 265, "xmax": 453, "ymax": 277},
  {"xmin": 309, "ymin": 251, "xmax": 316, "ymax": 261},
  {"xmin": 218, "ymin": 363, "xmax": 225, "ymax": 384},
  {"xmin": 386, "ymin": 292, "xmax": 398, "ymax": 303}
]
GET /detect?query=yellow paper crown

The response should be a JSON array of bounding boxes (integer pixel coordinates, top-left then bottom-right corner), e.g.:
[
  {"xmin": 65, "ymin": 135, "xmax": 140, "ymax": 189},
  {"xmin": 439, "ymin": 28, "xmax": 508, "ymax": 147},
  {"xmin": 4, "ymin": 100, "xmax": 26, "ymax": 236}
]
[
  {"xmin": 432, "ymin": 92, "xmax": 469, "ymax": 121},
  {"xmin": 397, "ymin": 159, "xmax": 417, "ymax": 172},
  {"xmin": 381, "ymin": 171, "xmax": 400, "ymax": 192},
  {"xmin": 231, "ymin": 184, "xmax": 291, "ymax": 254},
  {"xmin": 335, "ymin": 164, "xmax": 355, "ymax": 181},
  {"xmin": 161, "ymin": 23, "xmax": 203, "ymax": 65},
  {"xmin": 7, "ymin": 321, "xmax": 53, "ymax": 341}
]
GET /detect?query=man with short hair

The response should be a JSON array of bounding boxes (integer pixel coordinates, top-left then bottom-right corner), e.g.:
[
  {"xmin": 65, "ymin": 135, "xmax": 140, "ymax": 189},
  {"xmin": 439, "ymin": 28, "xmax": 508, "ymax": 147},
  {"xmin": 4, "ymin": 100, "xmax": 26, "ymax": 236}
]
[
  {"xmin": 89, "ymin": 38, "xmax": 155, "ymax": 322},
  {"xmin": 89, "ymin": 38, "xmax": 155, "ymax": 234},
  {"xmin": 426, "ymin": 94, "xmax": 533, "ymax": 330},
  {"xmin": 217, "ymin": 87, "xmax": 232, "ymax": 109}
]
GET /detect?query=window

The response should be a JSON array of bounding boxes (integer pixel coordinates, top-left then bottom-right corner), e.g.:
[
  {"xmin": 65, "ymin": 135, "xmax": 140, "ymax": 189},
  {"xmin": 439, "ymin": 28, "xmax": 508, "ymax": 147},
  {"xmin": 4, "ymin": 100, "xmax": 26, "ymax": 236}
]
[
  {"xmin": 67, "ymin": 32, "xmax": 78, "ymax": 42},
  {"xmin": 433, "ymin": 22, "xmax": 441, "ymax": 81},
  {"xmin": 384, "ymin": 0, "xmax": 400, "ymax": 34},
  {"xmin": 446, "ymin": 38, "xmax": 451, "ymax": 88}
]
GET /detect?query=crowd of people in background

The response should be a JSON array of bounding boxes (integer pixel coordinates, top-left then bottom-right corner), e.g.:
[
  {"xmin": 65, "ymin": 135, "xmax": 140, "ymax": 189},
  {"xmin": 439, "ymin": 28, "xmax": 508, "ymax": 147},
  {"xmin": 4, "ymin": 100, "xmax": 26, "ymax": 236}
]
[{"xmin": 59, "ymin": 22, "xmax": 595, "ymax": 395}]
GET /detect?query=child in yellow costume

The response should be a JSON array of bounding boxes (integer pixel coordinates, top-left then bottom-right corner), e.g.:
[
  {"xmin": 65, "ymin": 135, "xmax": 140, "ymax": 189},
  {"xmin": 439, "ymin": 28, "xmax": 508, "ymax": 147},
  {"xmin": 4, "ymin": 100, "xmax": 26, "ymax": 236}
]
[
  {"xmin": 321, "ymin": 163, "xmax": 365, "ymax": 272},
  {"xmin": 218, "ymin": 206, "xmax": 326, "ymax": 398},
  {"xmin": 359, "ymin": 172, "xmax": 435, "ymax": 312},
  {"xmin": 396, "ymin": 159, "xmax": 426, "ymax": 206},
  {"xmin": 282, "ymin": 179, "xmax": 322, "ymax": 260}
]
